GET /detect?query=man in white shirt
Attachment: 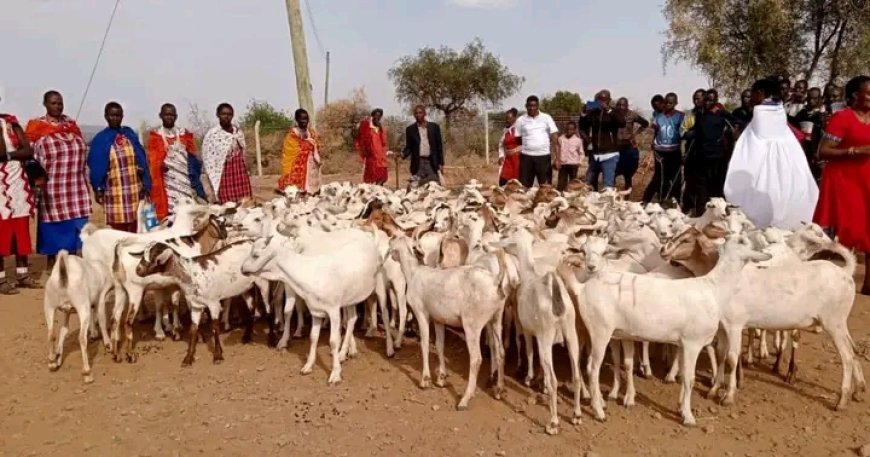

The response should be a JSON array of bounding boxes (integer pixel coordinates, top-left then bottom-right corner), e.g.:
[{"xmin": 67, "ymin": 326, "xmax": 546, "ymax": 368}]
[{"xmin": 514, "ymin": 95, "xmax": 560, "ymax": 187}]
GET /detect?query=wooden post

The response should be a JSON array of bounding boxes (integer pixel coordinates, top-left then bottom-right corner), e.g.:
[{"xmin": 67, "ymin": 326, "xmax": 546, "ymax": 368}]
[
  {"xmin": 254, "ymin": 120, "xmax": 263, "ymax": 177},
  {"xmin": 284, "ymin": 0, "xmax": 315, "ymax": 124},
  {"xmin": 483, "ymin": 109, "xmax": 490, "ymax": 164},
  {"xmin": 324, "ymin": 51, "xmax": 330, "ymax": 106}
]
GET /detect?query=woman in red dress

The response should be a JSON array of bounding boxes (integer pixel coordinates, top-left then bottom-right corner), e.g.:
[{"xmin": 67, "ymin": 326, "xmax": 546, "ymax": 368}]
[
  {"xmin": 814, "ymin": 75, "xmax": 870, "ymax": 293},
  {"xmin": 498, "ymin": 108, "xmax": 521, "ymax": 186}
]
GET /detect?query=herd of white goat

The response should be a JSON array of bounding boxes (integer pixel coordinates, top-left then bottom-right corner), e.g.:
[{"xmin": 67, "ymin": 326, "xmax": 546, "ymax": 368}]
[{"xmin": 42, "ymin": 179, "xmax": 866, "ymax": 435}]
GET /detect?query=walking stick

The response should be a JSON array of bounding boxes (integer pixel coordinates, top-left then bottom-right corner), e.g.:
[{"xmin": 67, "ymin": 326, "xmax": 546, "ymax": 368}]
[{"xmin": 394, "ymin": 153, "xmax": 400, "ymax": 190}]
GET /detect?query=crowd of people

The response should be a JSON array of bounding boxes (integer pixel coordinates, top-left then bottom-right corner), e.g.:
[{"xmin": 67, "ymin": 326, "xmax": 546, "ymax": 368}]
[{"xmin": 1, "ymin": 74, "xmax": 868, "ymax": 294}]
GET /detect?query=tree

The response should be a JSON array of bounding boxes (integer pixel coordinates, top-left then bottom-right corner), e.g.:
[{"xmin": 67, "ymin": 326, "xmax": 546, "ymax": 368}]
[
  {"xmin": 388, "ymin": 38, "xmax": 524, "ymax": 129},
  {"xmin": 662, "ymin": 0, "xmax": 870, "ymax": 97},
  {"xmin": 238, "ymin": 100, "xmax": 293, "ymax": 133},
  {"xmin": 316, "ymin": 88, "xmax": 371, "ymax": 166},
  {"xmin": 540, "ymin": 91, "xmax": 584, "ymax": 116}
]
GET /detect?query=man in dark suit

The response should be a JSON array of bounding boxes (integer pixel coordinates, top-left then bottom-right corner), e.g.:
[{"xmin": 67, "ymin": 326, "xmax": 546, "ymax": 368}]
[{"xmin": 400, "ymin": 105, "xmax": 444, "ymax": 186}]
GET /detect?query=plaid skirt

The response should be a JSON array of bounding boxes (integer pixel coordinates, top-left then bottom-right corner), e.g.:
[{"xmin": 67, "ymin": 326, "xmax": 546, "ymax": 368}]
[{"xmin": 218, "ymin": 149, "xmax": 253, "ymax": 203}]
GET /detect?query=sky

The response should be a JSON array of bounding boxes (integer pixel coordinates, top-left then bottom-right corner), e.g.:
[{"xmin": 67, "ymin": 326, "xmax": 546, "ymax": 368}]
[{"xmin": 0, "ymin": 0, "xmax": 710, "ymax": 128}]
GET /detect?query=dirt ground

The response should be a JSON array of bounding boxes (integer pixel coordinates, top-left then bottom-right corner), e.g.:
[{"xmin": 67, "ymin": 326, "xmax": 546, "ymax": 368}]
[{"xmin": 1, "ymin": 170, "xmax": 869, "ymax": 457}]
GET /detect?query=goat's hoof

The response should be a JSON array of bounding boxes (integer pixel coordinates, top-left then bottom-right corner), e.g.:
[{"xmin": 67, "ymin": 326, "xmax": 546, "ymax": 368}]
[
  {"xmin": 523, "ymin": 377, "xmax": 533, "ymax": 388},
  {"xmin": 364, "ymin": 329, "xmax": 376, "ymax": 339},
  {"xmin": 393, "ymin": 340, "xmax": 403, "ymax": 351},
  {"xmin": 456, "ymin": 402, "xmax": 469, "ymax": 411},
  {"xmin": 664, "ymin": 376, "xmax": 676, "ymax": 384},
  {"xmin": 181, "ymin": 357, "xmax": 194, "ymax": 367},
  {"xmin": 595, "ymin": 413, "xmax": 607, "ymax": 423},
  {"xmin": 172, "ymin": 333, "xmax": 182, "ymax": 342},
  {"xmin": 419, "ymin": 378, "xmax": 431, "ymax": 389},
  {"xmin": 623, "ymin": 397, "xmax": 636, "ymax": 407},
  {"xmin": 300, "ymin": 365, "xmax": 314, "ymax": 376},
  {"xmin": 682, "ymin": 417, "xmax": 697, "ymax": 427},
  {"xmin": 48, "ymin": 362, "xmax": 60, "ymax": 372},
  {"xmin": 327, "ymin": 374, "xmax": 342, "ymax": 385},
  {"xmin": 154, "ymin": 334, "xmax": 166, "ymax": 342},
  {"xmin": 386, "ymin": 348, "xmax": 395, "ymax": 359},
  {"xmin": 435, "ymin": 375, "xmax": 447, "ymax": 388},
  {"xmin": 83, "ymin": 374, "xmax": 94, "ymax": 384},
  {"xmin": 213, "ymin": 356, "xmax": 224, "ymax": 365},
  {"xmin": 545, "ymin": 422, "xmax": 560, "ymax": 435},
  {"xmin": 293, "ymin": 332, "xmax": 303, "ymax": 339},
  {"xmin": 125, "ymin": 352, "xmax": 138, "ymax": 364},
  {"xmin": 706, "ymin": 389, "xmax": 720, "ymax": 400},
  {"xmin": 835, "ymin": 398, "xmax": 848, "ymax": 411},
  {"xmin": 607, "ymin": 391, "xmax": 619, "ymax": 401},
  {"xmin": 720, "ymin": 396, "xmax": 735, "ymax": 406},
  {"xmin": 493, "ymin": 387, "xmax": 505, "ymax": 400},
  {"xmin": 785, "ymin": 372, "xmax": 797, "ymax": 385},
  {"xmin": 267, "ymin": 335, "xmax": 278, "ymax": 348},
  {"xmin": 571, "ymin": 414, "xmax": 582, "ymax": 426},
  {"xmin": 113, "ymin": 354, "xmax": 124, "ymax": 364}
]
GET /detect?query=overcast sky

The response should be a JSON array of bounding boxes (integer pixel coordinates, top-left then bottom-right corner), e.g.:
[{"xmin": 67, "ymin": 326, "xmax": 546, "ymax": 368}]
[{"xmin": 0, "ymin": 0, "xmax": 709, "ymax": 127}]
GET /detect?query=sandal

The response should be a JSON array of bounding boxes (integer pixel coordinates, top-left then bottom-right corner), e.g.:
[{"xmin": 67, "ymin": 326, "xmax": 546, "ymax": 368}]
[
  {"xmin": 0, "ymin": 280, "xmax": 20, "ymax": 295},
  {"xmin": 16, "ymin": 275, "xmax": 41, "ymax": 289}
]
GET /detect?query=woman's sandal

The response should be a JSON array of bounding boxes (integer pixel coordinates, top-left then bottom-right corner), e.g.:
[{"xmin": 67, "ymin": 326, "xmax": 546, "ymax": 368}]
[
  {"xmin": 0, "ymin": 280, "xmax": 20, "ymax": 295},
  {"xmin": 16, "ymin": 275, "xmax": 41, "ymax": 289}
]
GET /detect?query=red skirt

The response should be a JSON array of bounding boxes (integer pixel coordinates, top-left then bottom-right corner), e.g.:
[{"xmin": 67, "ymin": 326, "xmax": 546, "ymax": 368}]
[
  {"xmin": 218, "ymin": 150, "xmax": 253, "ymax": 203},
  {"xmin": 363, "ymin": 159, "xmax": 388, "ymax": 184},
  {"xmin": 0, "ymin": 217, "xmax": 33, "ymax": 256},
  {"xmin": 814, "ymin": 158, "xmax": 870, "ymax": 252},
  {"xmin": 500, "ymin": 153, "xmax": 520, "ymax": 181}
]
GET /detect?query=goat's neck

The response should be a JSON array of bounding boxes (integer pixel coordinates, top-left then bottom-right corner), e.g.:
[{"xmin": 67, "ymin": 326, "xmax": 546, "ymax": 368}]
[
  {"xmin": 513, "ymin": 237, "xmax": 538, "ymax": 281},
  {"xmin": 394, "ymin": 247, "xmax": 421, "ymax": 281},
  {"xmin": 702, "ymin": 254, "xmax": 749, "ymax": 304}
]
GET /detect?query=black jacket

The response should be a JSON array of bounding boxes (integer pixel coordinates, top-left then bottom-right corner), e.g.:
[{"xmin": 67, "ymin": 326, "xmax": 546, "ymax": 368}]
[
  {"xmin": 578, "ymin": 108, "xmax": 626, "ymax": 155},
  {"xmin": 402, "ymin": 122, "xmax": 444, "ymax": 175},
  {"xmin": 685, "ymin": 107, "xmax": 737, "ymax": 159}
]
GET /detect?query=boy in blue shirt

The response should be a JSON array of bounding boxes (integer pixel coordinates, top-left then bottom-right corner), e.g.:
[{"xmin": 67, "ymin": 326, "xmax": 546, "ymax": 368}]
[{"xmin": 642, "ymin": 93, "xmax": 685, "ymax": 204}]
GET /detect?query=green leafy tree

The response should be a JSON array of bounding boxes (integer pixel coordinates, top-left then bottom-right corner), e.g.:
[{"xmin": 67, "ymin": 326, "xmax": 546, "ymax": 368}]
[
  {"xmin": 662, "ymin": 0, "xmax": 870, "ymax": 96},
  {"xmin": 540, "ymin": 91, "xmax": 584, "ymax": 116},
  {"xmin": 388, "ymin": 38, "xmax": 524, "ymax": 130},
  {"xmin": 239, "ymin": 100, "xmax": 293, "ymax": 133}
]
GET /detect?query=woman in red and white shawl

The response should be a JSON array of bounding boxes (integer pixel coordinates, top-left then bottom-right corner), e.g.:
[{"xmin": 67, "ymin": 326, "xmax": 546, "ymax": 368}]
[
  {"xmin": 201, "ymin": 103, "xmax": 252, "ymax": 204},
  {"xmin": 355, "ymin": 108, "xmax": 389, "ymax": 186},
  {"xmin": 0, "ymin": 111, "xmax": 36, "ymax": 294}
]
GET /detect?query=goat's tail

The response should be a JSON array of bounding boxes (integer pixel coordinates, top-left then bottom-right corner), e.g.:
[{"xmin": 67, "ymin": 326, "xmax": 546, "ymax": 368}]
[
  {"xmin": 56, "ymin": 249, "xmax": 69, "ymax": 289},
  {"xmin": 79, "ymin": 223, "xmax": 100, "ymax": 243},
  {"xmin": 549, "ymin": 273, "xmax": 566, "ymax": 318},
  {"xmin": 821, "ymin": 242, "xmax": 857, "ymax": 277}
]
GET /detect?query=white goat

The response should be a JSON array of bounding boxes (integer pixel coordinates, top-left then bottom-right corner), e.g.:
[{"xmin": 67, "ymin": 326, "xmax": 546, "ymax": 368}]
[
  {"xmin": 389, "ymin": 236, "xmax": 506, "ymax": 410},
  {"xmin": 43, "ymin": 250, "xmax": 113, "ymax": 384},
  {"xmin": 581, "ymin": 235, "xmax": 771, "ymax": 426}
]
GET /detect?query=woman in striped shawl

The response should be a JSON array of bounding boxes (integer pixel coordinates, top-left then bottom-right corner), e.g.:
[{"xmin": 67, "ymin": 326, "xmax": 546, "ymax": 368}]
[
  {"xmin": 147, "ymin": 103, "xmax": 205, "ymax": 220},
  {"xmin": 201, "ymin": 103, "xmax": 252, "ymax": 204}
]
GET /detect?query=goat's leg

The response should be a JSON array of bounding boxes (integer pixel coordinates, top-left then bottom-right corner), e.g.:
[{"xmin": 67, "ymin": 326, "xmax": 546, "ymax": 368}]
[
  {"xmin": 608, "ymin": 340, "xmax": 622, "ymax": 401},
  {"xmin": 746, "ymin": 329, "xmax": 755, "ymax": 365},
  {"xmin": 722, "ymin": 330, "xmax": 743, "ymax": 406},
  {"xmin": 375, "ymin": 276, "xmax": 395, "ymax": 358},
  {"xmin": 45, "ymin": 306, "xmax": 59, "ymax": 371},
  {"xmin": 394, "ymin": 282, "xmax": 407, "ymax": 350},
  {"xmin": 564, "ymin": 320, "xmax": 585, "ymax": 423},
  {"xmin": 522, "ymin": 332, "xmax": 535, "ymax": 387},
  {"xmin": 220, "ymin": 299, "xmax": 231, "ymax": 332},
  {"xmin": 639, "ymin": 341, "xmax": 652, "ymax": 379},
  {"xmin": 364, "ymin": 298, "xmax": 377, "ymax": 338},
  {"xmin": 588, "ymin": 335, "xmax": 609, "ymax": 422},
  {"xmin": 76, "ymin": 305, "xmax": 94, "ymax": 384},
  {"xmin": 152, "ymin": 292, "xmax": 167, "ymax": 341},
  {"xmin": 458, "ymin": 323, "xmax": 484, "ymax": 411},
  {"xmin": 785, "ymin": 331, "xmax": 799, "ymax": 385},
  {"xmin": 338, "ymin": 306, "xmax": 358, "ymax": 362},
  {"xmin": 110, "ymin": 286, "xmax": 127, "ymax": 362},
  {"xmin": 665, "ymin": 345, "xmax": 680, "ymax": 383},
  {"xmin": 326, "ymin": 308, "xmax": 343, "ymax": 385},
  {"xmin": 621, "ymin": 341, "xmax": 636, "ymax": 407},
  {"xmin": 293, "ymin": 301, "xmax": 306, "ymax": 339},
  {"xmin": 535, "ymin": 332, "xmax": 559, "ymax": 435},
  {"xmin": 123, "ymin": 295, "xmax": 141, "ymax": 364},
  {"xmin": 679, "ymin": 342, "xmax": 702, "ymax": 426},
  {"xmin": 300, "ymin": 315, "xmax": 323, "ymax": 375},
  {"xmin": 277, "ymin": 293, "xmax": 296, "ymax": 350},
  {"xmin": 705, "ymin": 344, "xmax": 718, "ymax": 386},
  {"xmin": 708, "ymin": 330, "xmax": 729, "ymax": 401},
  {"xmin": 826, "ymin": 325, "xmax": 856, "ymax": 410},
  {"xmin": 433, "ymin": 323, "xmax": 447, "ymax": 387},
  {"xmin": 210, "ymin": 307, "xmax": 224, "ymax": 364},
  {"xmin": 489, "ymin": 314, "xmax": 506, "ymax": 401},
  {"xmin": 417, "ymin": 312, "xmax": 432, "ymax": 389},
  {"xmin": 240, "ymin": 293, "xmax": 255, "ymax": 344},
  {"xmin": 759, "ymin": 329, "xmax": 770, "ymax": 360},
  {"xmin": 502, "ymin": 300, "xmax": 515, "ymax": 367},
  {"xmin": 52, "ymin": 310, "xmax": 71, "ymax": 370},
  {"xmin": 96, "ymin": 286, "xmax": 112, "ymax": 348},
  {"xmin": 170, "ymin": 289, "xmax": 183, "ymax": 340},
  {"xmin": 182, "ymin": 308, "xmax": 201, "ymax": 367}
]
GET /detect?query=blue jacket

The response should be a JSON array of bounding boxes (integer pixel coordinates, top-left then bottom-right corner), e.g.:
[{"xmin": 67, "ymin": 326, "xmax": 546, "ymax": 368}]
[
  {"xmin": 652, "ymin": 111, "xmax": 685, "ymax": 153},
  {"xmin": 88, "ymin": 126, "xmax": 152, "ymax": 193}
]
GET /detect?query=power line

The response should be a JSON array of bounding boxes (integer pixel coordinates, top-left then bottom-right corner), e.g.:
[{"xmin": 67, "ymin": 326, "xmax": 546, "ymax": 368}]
[
  {"xmin": 77, "ymin": 0, "xmax": 121, "ymax": 120},
  {"xmin": 302, "ymin": 0, "xmax": 326, "ymax": 59}
]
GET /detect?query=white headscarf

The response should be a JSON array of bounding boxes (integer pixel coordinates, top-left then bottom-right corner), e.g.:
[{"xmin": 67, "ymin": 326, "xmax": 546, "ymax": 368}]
[{"xmin": 201, "ymin": 124, "xmax": 245, "ymax": 193}]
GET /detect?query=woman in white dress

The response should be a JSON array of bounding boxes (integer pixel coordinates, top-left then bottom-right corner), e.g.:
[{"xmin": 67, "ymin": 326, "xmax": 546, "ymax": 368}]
[{"xmin": 724, "ymin": 77, "xmax": 819, "ymax": 229}]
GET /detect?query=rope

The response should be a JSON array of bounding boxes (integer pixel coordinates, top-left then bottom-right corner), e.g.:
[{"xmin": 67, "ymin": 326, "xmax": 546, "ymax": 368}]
[
  {"xmin": 302, "ymin": 0, "xmax": 326, "ymax": 59},
  {"xmin": 76, "ymin": 0, "xmax": 121, "ymax": 120}
]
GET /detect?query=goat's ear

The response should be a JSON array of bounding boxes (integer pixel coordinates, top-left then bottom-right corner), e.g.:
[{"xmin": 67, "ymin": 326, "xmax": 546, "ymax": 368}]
[
  {"xmin": 389, "ymin": 250, "xmax": 400, "ymax": 262},
  {"xmin": 128, "ymin": 250, "xmax": 144, "ymax": 259},
  {"xmin": 155, "ymin": 248, "xmax": 174, "ymax": 265}
]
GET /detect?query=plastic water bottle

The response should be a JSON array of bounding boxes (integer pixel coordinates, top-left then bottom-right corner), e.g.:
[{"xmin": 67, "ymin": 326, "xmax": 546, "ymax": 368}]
[{"xmin": 142, "ymin": 202, "xmax": 159, "ymax": 231}]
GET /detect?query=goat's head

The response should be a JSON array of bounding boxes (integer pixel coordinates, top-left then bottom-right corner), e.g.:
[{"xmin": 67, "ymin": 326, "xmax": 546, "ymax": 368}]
[
  {"xmin": 130, "ymin": 242, "xmax": 176, "ymax": 277},
  {"xmin": 720, "ymin": 234, "xmax": 773, "ymax": 264},
  {"xmin": 583, "ymin": 235, "xmax": 610, "ymax": 274},
  {"xmin": 241, "ymin": 237, "xmax": 277, "ymax": 276}
]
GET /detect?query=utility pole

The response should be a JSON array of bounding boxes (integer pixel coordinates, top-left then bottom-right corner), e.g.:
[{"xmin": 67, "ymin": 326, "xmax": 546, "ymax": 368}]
[
  {"xmin": 284, "ymin": 0, "xmax": 315, "ymax": 123},
  {"xmin": 324, "ymin": 51, "xmax": 330, "ymax": 106}
]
